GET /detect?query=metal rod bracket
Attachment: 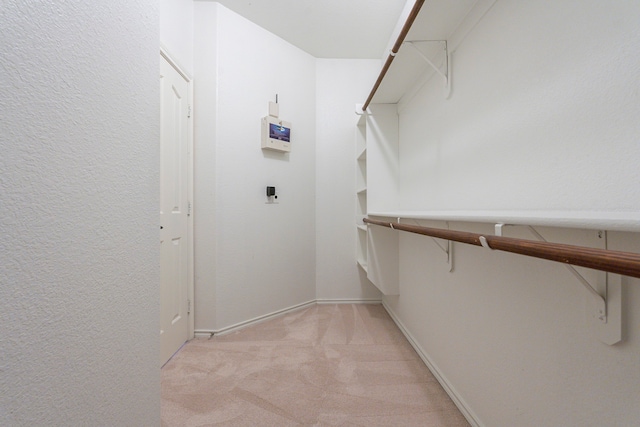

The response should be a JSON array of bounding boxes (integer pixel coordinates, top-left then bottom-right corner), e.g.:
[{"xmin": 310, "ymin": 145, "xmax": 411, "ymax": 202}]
[{"xmin": 479, "ymin": 236, "xmax": 492, "ymax": 250}]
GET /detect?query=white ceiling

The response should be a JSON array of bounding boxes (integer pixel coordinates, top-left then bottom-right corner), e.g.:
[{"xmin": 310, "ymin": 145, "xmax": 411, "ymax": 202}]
[{"xmin": 214, "ymin": 0, "xmax": 409, "ymax": 59}]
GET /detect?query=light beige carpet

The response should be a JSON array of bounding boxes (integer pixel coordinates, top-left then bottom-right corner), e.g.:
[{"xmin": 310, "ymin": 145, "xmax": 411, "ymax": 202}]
[{"xmin": 161, "ymin": 303, "xmax": 470, "ymax": 426}]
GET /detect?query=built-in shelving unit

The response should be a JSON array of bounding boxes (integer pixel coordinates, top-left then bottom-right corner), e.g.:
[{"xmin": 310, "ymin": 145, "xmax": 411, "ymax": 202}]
[
  {"xmin": 355, "ymin": 114, "xmax": 368, "ymax": 272},
  {"xmin": 354, "ymin": 105, "xmax": 399, "ymax": 295},
  {"xmin": 355, "ymin": 0, "xmax": 500, "ymax": 265},
  {"xmin": 357, "ymin": 0, "xmax": 640, "ymax": 271},
  {"xmin": 355, "ymin": 0, "xmax": 499, "ymax": 297}
]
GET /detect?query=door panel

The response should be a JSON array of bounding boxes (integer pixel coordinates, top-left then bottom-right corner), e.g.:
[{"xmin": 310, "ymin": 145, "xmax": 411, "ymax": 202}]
[{"xmin": 160, "ymin": 56, "xmax": 190, "ymax": 366}]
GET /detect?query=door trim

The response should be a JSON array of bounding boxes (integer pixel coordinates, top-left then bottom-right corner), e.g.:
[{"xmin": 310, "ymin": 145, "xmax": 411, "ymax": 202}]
[
  {"xmin": 161, "ymin": 45, "xmax": 192, "ymax": 82},
  {"xmin": 160, "ymin": 47, "xmax": 194, "ymax": 340}
]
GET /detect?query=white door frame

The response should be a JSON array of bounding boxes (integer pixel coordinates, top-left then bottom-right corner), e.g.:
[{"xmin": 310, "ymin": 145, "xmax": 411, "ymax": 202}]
[{"xmin": 160, "ymin": 48, "xmax": 194, "ymax": 340}]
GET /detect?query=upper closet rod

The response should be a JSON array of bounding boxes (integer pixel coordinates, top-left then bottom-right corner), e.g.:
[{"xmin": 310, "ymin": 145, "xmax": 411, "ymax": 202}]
[
  {"xmin": 364, "ymin": 217, "xmax": 640, "ymax": 279},
  {"xmin": 362, "ymin": 0, "xmax": 426, "ymax": 111}
]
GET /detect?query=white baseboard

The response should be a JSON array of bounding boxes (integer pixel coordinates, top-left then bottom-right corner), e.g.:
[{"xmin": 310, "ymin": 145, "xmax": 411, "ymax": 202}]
[
  {"xmin": 381, "ymin": 301, "xmax": 484, "ymax": 427},
  {"xmin": 194, "ymin": 298, "xmax": 382, "ymax": 338},
  {"xmin": 316, "ymin": 298, "xmax": 382, "ymax": 305},
  {"xmin": 195, "ymin": 300, "xmax": 316, "ymax": 337}
]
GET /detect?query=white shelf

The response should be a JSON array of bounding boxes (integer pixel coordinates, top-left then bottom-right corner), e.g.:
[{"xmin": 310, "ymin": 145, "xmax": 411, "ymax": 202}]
[
  {"xmin": 357, "ymin": 148, "xmax": 367, "ymax": 160},
  {"xmin": 357, "ymin": 225, "xmax": 367, "ymax": 232},
  {"xmin": 371, "ymin": 0, "xmax": 496, "ymax": 105},
  {"xmin": 356, "ymin": 187, "xmax": 367, "ymax": 195},
  {"xmin": 367, "ymin": 210, "xmax": 640, "ymax": 232},
  {"xmin": 357, "ymin": 259, "xmax": 368, "ymax": 272}
]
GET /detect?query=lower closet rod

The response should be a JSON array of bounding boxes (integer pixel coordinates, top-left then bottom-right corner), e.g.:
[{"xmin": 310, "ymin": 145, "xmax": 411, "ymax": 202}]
[{"xmin": 364, "ymin": 217, "xmax": 640, "ymax": 279}]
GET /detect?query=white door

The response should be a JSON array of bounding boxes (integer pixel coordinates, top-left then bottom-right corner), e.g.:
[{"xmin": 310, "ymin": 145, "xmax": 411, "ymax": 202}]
[{"xmin": 160, "ymin": 55, "xmax": 191, "ymax": 366}]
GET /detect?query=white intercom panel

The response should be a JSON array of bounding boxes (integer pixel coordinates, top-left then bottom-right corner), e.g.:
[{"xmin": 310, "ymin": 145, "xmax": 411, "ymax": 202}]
[{"xmin": 261, "ymin": 101, "xmax": 291, "ymax": 152}]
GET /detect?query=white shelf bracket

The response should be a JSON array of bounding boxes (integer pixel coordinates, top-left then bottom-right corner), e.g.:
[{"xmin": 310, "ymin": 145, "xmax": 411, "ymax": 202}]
[
  {"xmin": 494, "ymin": 224, "xmax": 621, "ymax": 344},
  {"xmin": 409, "ymin": 219, "xmax": 453, "ymax": 272},
  {"xmin": 494, "ymin": 225, "xmax": 622, "ymax": 344},
  {"xmin": 404, "ymin": 40, "xmax": 451, "ymax": 98},
  {"xmin": 495, "ymin": 223, "xmax": 607, "ymax": 322},
  {"xmin": 527, "ymin": 225, "xmax": 607, "ymax": 322}
]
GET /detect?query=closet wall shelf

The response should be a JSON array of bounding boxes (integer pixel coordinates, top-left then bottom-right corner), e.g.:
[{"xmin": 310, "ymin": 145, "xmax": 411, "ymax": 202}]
[
  {"xmin": 363, "ymin": 0, "xmax": 497, "ymax": 108},
  {"xmin": 368, "ymin": 211, "xmax": 640, "ymax": 233}
]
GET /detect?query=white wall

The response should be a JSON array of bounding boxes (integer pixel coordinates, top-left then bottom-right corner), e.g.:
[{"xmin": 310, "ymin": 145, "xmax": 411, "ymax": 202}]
[
  {"xmin": 399, "ymin": 1, "xmax": 640, "ymax": 214},
  {"xmin": 315, "ymin": 59, "xmax": 382, "ymax": 301},
  {"xmin": 192, "ymin": 1, "xmax": 219, "ymax": 338},
  {"xmin": 0, "ymin": 1, "xmax": 159, "ymax": 425},
  {"xmin": 388, "ymin": 225, "xmax": 640, "ymax": 426},
  {"xmin": 384, "ymin": 1, "xmax": 640, "ymax": 425},
  {"xmin": 193, "ymin": 3, "xmax": 317, "ymax": 331},
  {"xmin": 160, "ymin": 0, "xmax": 194, "ymax": 75}
]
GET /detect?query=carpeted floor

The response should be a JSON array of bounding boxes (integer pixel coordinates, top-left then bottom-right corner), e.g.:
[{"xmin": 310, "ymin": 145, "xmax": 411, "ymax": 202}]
[{"xmin": 161, "ymin": 303, "xmax": 470, "ymax": 426}]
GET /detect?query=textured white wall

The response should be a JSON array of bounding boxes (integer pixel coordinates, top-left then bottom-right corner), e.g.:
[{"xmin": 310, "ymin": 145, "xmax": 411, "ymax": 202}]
[
  {"xmin": 160, "ymin": 0, "xmax": 194, "ymax": 74},
  {"xmin": 0, "ymin": 1, "xmax": 159, "ymax": 425},
  {"xmin": 385, "ymin": 1, "xmax": 640, "ymax": 425},
  {"xmin": 315, "ymin": 59, "xmax": 382, "ymax": 301},
  {"xmin": 193, "ymin": 3, "xmax": 317, "ymax": 331}
]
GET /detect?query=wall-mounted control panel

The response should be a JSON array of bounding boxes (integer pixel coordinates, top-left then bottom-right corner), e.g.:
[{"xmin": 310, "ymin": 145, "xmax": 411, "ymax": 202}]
[{"xmin": 261, "ymin": 101, "xmax": 291, "ymax": 152}]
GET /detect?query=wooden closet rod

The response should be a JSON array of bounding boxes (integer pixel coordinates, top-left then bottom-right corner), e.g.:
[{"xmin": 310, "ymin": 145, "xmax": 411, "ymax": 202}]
[
  {"xmin": 364, "ymin": 217, "xmax": 640, "ymax": 279},
  {"xmin": 362, "ymin": 0, "xmax": 426, "ymax": 111}
]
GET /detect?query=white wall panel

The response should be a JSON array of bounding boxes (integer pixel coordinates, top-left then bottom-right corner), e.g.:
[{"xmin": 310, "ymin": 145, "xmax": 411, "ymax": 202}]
[
  {"xmin": 0, "ymin": 1, "xmax": 159, "ymax": 424},
  {"xmin": 399, "ymin": 1, "xmax": 640, "ymax": 215},
  {"xmin": 315, "ymin": 59, "xmax": 382, "ymax": 301},
  {"xmin": 194, "ymin": 4, "xmax": 317, "ymax": 330}
]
